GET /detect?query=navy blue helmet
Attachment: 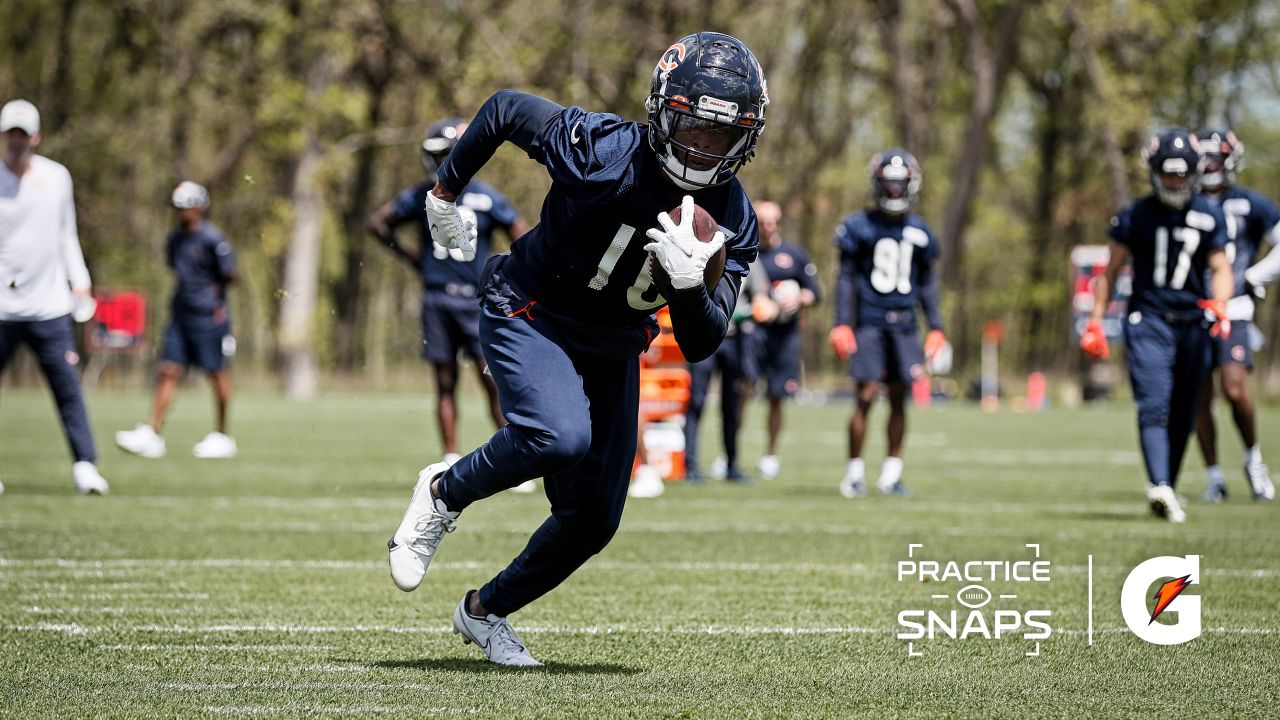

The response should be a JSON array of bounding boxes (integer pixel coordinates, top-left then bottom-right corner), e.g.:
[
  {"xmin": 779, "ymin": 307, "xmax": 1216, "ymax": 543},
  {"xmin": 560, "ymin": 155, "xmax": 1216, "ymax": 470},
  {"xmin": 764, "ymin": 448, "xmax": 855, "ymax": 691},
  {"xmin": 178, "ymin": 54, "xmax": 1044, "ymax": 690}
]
[
  {"xmin": 1195, "ymin": 128, "xmax": 1243, "ymax": 191},
  {"xmin": 421, "ymin": 117, "xmax": 466, "ymax": 179},
  {"xmin": 1142, "ymin": 129, "xmax": 1202, "ymax": 209},
  {"xmin": 867, "ymin": 148, "xmax": 922, "ymax": 215},
  {"xmin": 645, "ymin": 32, "xmax": 768, "ymax": 190}
]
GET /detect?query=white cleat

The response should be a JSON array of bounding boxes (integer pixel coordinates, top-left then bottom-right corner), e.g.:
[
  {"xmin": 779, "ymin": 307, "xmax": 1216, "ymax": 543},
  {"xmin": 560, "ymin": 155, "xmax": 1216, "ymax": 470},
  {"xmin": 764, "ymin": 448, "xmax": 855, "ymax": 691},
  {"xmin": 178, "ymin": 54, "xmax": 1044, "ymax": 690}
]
[
  {"xmin": 193, "ymin": 431, "xmax": 237, "ymax": 459},
  {"xmin": 509, "ymin": 479, "xmax": 538, "ymax": 494},
  {"xmin": 442, "ymin": 452, "xmax": 462, "ymax": 466},
  {"xmin": 709, "ymin": 455, "xmax": 727, "ymax": 480},
  {"xmin": 388, "ymin": 463, "xmax": 457, "ymax": 592},
  {"xmin": 839, "ymin": 475, "xmax": 866, "ymax": 498},
  {"xmin": 72, "ymin": 461, "xmax": 109, "ymax": 495},
  {"xmin": 452, "ymin": 591, "xmax": 542, "ymax": 667},
  {"xmin": 1245, "ymin": 462, "xmax": 1275, "ymax": 501},
  {"xmin": 628, "ymin": 464, "xmax": 665, "ymax": 498},
  {"xmin": 758, "ymin": 454, "xmax": 780, "ymax": 480},
  {"xmin": 115, "ymin": 424, "xmax": 166, "ymax": 459},
  {"xmin": 1147, "ymin": 484, "xmax": 1186, "ymax": 523}
]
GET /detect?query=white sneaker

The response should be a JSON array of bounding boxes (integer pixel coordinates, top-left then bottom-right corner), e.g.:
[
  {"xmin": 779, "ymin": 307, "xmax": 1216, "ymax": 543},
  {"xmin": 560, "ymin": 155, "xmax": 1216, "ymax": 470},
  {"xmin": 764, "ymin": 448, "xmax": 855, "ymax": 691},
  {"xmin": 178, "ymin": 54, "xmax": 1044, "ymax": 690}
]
[
  {"xmin": 193, "ymin": 431, "xmax": 237, "ymax": 459},
  {"xmin": 72, "ymin": 461, "xmax": 109, "ymax": 495},
  {"xmin": 628, "ymin": 464, "xmax": 665, "ymax": 498},
  {"xmin": 452, "ymin": 591, "xmax": 542, "ymax": 667},
  {"xmin": 388, "ymin": 463, "xmax": 458, "ymax": 592},
  {"xmin": 509, "ymin": 479, "xmax": 538, "ymax": 494},
  {"xmin": 443, "ymin": 452, "xmax": 462, "ymax": 466},
  {"xmin": 0, "ymin": 478, "xmax": 6, "ymax": 495},
  {"xmin": 115, "ymin": 424, "xmax": 165, "ymax": 459},
  {"xmin": 758, "ymin": 454, "xmax": 781, "ymax": 480},
  {"xmin": 1147, "ymin": 484, "xmax": 1186, "ymax": 523},
  {"xmin": 1245, "ymin": 462, "xmax": 1275, "ymax": 501}
]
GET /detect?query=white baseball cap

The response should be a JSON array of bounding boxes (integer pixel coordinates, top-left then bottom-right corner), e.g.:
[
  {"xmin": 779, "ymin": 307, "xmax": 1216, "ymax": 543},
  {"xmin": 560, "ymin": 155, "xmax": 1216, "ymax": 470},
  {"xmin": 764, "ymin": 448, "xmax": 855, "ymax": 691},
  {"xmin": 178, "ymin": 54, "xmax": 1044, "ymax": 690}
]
[
  {"xmin": 0, "ymin": 99, "xmax": 40, "ymax": 135},
  {"xmin": 171, "ymin": 181, "xmax": 210, "ymax": 209}
]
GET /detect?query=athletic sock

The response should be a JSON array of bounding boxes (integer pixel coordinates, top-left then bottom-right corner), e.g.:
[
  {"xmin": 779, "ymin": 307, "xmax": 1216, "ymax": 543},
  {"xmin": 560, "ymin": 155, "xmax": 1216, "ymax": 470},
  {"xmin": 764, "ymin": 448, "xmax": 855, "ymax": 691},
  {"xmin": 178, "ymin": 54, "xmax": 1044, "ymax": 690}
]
[
  {"xmin": 1245, "ymin": 445, "xmax": 1263, "ymax": 468},
  {"xmin": 879, "ymin": 456, "xmax": 904, "ymax": 487},
  {"xmin": 1205, "ymin": 464, "xmax": 1225, "ymax": 489},
  {"xmin": 845, "ymin": 458, "xmax": 865, "ymax": 481}
]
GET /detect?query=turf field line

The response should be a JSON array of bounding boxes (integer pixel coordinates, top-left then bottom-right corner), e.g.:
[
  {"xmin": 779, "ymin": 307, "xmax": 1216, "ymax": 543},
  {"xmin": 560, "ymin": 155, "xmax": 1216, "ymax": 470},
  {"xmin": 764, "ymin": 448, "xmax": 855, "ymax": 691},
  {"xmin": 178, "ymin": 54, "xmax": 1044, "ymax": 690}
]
[
  {"xmin": 2, "ymin": 557, "xmax": 1276, "ymax": 577},
  {"xmin": 15, "ymin": 622, "xmax": 1280, "ymax": 636},
  {"xmin": 127, "ymin": 663, "xmax": 372, "ymax": 673},
  {"xmin": 97, "ymin": 644, "xmax": 336, "ymax": 652},
  {"xmin": 9, "ymin": 519, "xmax": 1276, "ymax": 539},
  {"xmin": 22, "ymin": 605, "xmax": 211, "ymax": 615},
  {"xmin": 167, "ymin": 682, "xmax": 446, "ymax": 691},
  {"xmin": 18, "ymin": 591, "xmax": 209, "ymax": 600},
  {"xmin": 206, "ymin": 707, "xmax": 473, "ymax": 716}
]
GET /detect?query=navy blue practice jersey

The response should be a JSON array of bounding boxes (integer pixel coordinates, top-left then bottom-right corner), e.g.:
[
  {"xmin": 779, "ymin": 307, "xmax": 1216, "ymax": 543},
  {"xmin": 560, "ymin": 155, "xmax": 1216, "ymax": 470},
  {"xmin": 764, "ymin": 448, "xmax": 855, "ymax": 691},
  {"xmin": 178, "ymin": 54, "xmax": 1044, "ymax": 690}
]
[
  {"xmin": 834, "ymin": 210, "xmax": 940, "ymax": 329},
  {"xmin": 467, "ymin": 104, "xmax": 758, "ymax": 328},
  {"xmin": 1210, "ymin": 186, "xmax": 1280, "ymax": 297},
  {"xmin": 760, "ymin": 240, "xmax": 821, "ymax": 326},
  {"xmin": 389, "ymin": 180, "xmax": 519, "ymax": 290},
  {"xmin": 1109, "ymin": 195, "xmax": 1228, "ymax": 315},
  {"xmin": 166, "ymin": 221, "xmax": 235, "ymax": 325}
]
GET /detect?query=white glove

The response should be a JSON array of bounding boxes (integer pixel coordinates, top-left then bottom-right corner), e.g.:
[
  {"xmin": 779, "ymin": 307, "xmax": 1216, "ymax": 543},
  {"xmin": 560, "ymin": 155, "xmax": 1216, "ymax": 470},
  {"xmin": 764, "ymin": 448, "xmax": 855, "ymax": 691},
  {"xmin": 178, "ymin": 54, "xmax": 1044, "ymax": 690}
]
[
  {"xmin": 424, "ymin": 190, "xmax": 478, "ymax": 262},
  {"xmin": 643, "ymin": 195, "xmax": 725, "ymax": 292}
]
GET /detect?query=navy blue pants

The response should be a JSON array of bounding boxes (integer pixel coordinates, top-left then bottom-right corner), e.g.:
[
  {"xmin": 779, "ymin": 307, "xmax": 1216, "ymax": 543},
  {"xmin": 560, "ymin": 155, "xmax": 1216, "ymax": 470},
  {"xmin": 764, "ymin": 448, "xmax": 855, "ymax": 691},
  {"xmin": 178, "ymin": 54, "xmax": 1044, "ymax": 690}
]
[
  {"xmin": 685, "ymin": 331, "xmax": 753, "ymax": 474},
  {"xmin": 437, "ymin": 302, "xmax": 640, "ymax": 617},
  {"xmin": 0, "ymin": 315, "xmax": 98, "ymax": 462},
  {"xmin": 1124, "ymin": 313, "xmax": 1213, "ymax": 489}
]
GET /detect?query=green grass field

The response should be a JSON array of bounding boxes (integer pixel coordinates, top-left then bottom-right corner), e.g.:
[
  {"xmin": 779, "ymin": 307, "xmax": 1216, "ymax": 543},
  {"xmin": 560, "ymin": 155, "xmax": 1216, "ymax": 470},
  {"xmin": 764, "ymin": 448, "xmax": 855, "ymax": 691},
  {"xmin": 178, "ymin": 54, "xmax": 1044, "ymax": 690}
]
[{"xmin": 2, "ymin": 388, "xmax": 1278, "ymax": 718}]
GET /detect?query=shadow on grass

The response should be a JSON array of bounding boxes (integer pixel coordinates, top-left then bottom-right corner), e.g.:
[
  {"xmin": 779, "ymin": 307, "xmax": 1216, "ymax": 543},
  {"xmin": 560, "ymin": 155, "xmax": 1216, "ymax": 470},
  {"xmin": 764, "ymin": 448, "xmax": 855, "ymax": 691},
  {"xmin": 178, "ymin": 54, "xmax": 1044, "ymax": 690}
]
[{"xmin": 347, "ymin": 657, "xmax": 642, "ymax": 675}]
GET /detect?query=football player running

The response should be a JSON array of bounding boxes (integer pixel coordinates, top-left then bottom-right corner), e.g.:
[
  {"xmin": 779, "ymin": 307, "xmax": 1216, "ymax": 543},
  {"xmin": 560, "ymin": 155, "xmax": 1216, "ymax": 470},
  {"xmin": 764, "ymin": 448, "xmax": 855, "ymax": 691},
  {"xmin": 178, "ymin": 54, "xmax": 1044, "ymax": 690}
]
[
  {"xmin": 1191, "ymin": 129, "xmax": 1278, "ymax": 502},
  {"xmin": 830, "ymin": 150, "xmax": 945, "ymax": 498},
  {"xmin": 368, "ymin": 118, "xmax": 527, "ymax": 471},
  {"xmin": 386, "ymin": 32, "xmax": 767, "ymax": 666},
  {"xmin": 1081, "ymin": 129, "xmax": 1233, "ymax": 522}
]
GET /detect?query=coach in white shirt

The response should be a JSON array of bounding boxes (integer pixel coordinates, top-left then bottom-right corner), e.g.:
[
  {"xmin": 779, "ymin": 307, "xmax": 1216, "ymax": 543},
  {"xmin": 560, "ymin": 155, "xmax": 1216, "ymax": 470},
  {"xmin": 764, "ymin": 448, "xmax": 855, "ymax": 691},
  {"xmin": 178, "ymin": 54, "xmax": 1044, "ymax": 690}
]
[{"xmin": 0, "ymin": 99, "xmax": 109, "ymax": 494}]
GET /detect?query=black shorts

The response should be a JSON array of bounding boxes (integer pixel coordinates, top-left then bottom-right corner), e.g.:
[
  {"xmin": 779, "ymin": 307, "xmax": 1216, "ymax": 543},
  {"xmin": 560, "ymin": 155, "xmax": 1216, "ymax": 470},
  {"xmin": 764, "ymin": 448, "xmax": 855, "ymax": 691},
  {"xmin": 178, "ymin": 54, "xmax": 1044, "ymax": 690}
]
[
  {"xmin": 850, "ymin": 325, "xmax": 924, "ymax": 384},
  {"xmin": 421, "ymin": 289, "xmax": 484, "ymax": 364},
  {"xmin": 1212, "ymin": 319, "xmax": 1254, "ymax": 370},
  {"xmin": 161, "ymin": 321, "xmax": 231, "ymax": 373},
  {"xmin": 758, "ymin": 324, "xmax": 802, "ymax": 398}
]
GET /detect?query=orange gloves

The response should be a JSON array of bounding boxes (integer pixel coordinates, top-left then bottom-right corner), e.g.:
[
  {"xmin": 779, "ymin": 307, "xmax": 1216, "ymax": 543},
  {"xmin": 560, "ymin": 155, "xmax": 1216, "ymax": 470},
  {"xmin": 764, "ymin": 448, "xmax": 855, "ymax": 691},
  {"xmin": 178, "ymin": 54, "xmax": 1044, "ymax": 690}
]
[
  {"xmin": 829, "ymin": 325, "xmax": 857, "ymax": 361},
  {"xmin": 1080, "ymin": 318, "xmax": 1110, "ymax": 360},
  {"xmin": 1198, "ymin": 299, "xmax": 1231, "ymax": 339},
  {"xmin": 924, "ymin": 330, "xmax": 947, "ymax": 361}
]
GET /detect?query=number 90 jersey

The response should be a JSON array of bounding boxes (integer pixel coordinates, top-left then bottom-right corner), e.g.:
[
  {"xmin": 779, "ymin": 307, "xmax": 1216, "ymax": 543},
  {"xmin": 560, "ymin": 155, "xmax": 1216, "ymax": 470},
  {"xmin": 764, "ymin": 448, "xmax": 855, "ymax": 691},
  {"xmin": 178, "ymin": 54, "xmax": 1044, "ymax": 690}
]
[
  {"xmin": 835, "ymin": 209, "xmax": 939, "ymax": 328},
  {"xmin": 1109, "ymin": 195, "xmax": 1227, "ymax": 315},
  {"xmin": 503, "ymin": 106, "xmax": 759, "ymax": 328}
]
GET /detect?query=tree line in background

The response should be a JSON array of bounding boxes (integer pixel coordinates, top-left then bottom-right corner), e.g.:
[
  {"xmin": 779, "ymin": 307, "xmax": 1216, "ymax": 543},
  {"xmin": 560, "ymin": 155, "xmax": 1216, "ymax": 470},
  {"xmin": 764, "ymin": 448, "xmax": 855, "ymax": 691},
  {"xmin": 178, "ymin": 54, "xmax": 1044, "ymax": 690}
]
[{"xmin": 3, "ymin": 0, "xmax": 1280, "ymax": 397}]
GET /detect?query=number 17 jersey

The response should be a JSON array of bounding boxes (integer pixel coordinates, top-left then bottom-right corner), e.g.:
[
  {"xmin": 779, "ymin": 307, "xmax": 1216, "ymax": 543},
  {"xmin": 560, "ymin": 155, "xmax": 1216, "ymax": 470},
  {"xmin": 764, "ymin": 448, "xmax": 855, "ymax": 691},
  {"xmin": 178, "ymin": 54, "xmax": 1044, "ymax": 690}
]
[{"xmin": 1109, "ymin": 195, "xmax": 1227, "ymax": 316}]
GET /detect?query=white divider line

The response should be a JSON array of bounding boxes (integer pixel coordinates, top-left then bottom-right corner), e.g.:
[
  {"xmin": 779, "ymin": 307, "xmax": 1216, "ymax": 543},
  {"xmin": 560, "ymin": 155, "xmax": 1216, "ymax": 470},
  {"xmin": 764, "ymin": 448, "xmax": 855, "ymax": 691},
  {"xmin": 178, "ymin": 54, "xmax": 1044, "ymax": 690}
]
[
  {"xmin": 3, "ymin": 557, "xmax": 1276, "ymax": 578},
  {"xmin": 98, "ymin": 644, "xmax": 335, "ymax": 652},
  {"xmin": 14, "ymin": 622, "xmax": 1280, "ymax": 637},
  {"xmin": 205, "ymin": 706, "xmax": 477, "ymax": 716}
]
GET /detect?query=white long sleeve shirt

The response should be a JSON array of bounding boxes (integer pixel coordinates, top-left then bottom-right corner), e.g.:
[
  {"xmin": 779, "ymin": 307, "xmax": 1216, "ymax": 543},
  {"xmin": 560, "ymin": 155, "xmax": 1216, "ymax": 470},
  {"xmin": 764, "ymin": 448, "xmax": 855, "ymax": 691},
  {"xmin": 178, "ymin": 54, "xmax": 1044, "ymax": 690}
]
[{"xmin": 0, "ymin": 155, "xmax": 90, "ymax": 321}]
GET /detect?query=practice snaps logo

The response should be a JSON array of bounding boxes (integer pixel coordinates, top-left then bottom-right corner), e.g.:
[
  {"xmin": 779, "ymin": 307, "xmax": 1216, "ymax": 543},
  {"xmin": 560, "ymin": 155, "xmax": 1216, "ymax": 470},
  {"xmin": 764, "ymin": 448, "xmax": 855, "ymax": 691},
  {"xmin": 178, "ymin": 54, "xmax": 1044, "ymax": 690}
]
[
  {"xmin": 896, "ymin": 543, "xmax": 1053, "ymax": 657},
  {"xmin": 1121, "ymin": 555, "xmax": 1201, "ymax": 645}
]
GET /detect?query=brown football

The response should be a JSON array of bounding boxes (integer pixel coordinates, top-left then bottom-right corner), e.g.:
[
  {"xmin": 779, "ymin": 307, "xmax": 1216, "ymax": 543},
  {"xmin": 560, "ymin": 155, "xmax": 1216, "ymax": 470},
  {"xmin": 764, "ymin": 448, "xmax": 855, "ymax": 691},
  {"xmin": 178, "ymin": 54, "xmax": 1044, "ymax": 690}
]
[{"xmin": 649, "ymin": 202, "xmax": 728, "ymax": 293}]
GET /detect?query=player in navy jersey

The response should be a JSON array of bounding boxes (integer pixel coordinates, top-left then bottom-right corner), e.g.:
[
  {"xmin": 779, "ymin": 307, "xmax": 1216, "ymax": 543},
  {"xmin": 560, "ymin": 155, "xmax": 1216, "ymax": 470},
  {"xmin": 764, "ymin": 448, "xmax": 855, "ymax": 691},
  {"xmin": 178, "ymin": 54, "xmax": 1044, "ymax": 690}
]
[
  {"xmin": 684, "ymin": 256, "xmax": 769, "ymax": 484},
  {"xmin": 830, "ymin": 150, "xmax": 946, "ymax": 498},
  {"xmin": 1192, "ymin": 129, "xmax": 1278, "ymax": 502},
  {"xmin": 116, "ymin": 182, "xmax": 239, "ymax": 460},
  {"xmin": 751, "ymin": 200, "xmax": 820, "ymax": 480},
  {"xmin": 385, "ymin": 32, "xmax": 767, "ymax": 666},
  {"xmin": 369, "ymin": 118, "xmax": 528, "ymax": 468},
  {"xmin": 1081, "ymin": 129, "xmax": 1234, "ymax": 522}
]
